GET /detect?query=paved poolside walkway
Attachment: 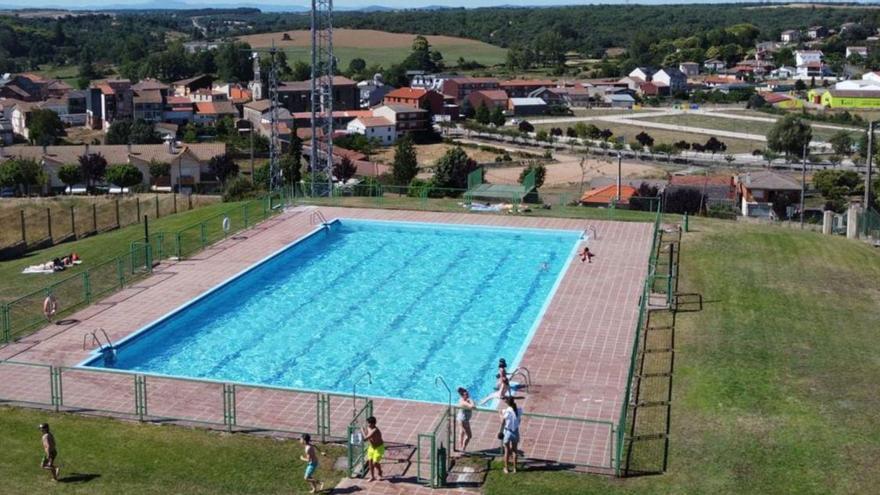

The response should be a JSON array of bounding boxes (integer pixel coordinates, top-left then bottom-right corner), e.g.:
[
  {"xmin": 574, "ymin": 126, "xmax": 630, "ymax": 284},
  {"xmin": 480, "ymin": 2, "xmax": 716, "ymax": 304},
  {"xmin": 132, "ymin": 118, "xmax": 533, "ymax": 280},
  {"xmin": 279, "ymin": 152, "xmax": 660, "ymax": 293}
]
[{"xmin": 0, "ymin": 206, "xmax": 652, "ymax": 488}]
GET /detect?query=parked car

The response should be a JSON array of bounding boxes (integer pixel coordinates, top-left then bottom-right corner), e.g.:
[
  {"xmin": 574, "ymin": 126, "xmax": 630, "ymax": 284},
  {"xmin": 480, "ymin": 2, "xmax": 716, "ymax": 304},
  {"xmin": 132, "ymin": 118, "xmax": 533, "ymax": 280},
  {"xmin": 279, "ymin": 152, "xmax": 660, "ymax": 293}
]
[{"xmin": 0, "ymin": 186, "xmax": 15, "ymax": 197}]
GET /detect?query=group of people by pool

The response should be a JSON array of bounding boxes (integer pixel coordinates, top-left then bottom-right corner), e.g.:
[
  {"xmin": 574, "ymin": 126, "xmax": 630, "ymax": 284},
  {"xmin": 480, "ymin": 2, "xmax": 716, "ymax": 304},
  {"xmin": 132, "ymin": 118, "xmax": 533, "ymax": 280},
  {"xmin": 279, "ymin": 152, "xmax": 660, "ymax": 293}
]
[{"xmin": 456, "ymin": 358, "xmax": 524, "ymax": 474}]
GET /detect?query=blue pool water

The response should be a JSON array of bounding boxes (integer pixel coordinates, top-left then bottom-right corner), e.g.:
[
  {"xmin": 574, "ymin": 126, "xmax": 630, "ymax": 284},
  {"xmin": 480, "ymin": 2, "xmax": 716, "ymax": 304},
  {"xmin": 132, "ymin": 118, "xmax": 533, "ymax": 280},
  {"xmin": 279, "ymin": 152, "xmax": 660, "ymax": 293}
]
[{"xmin": 86, "ymin": 219, "xmax": 582, "ymax": 404}]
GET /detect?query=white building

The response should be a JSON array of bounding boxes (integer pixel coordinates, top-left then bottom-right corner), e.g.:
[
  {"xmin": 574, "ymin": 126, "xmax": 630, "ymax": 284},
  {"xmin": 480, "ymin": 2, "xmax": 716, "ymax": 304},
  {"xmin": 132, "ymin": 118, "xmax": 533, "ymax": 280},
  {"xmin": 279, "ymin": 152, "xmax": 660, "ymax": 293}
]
[
  {"xmin": 770, "ymin": 66, "xmax": 797, "ymax": 79},
  {"xmin": 781, "ymin": 30, "xmax": 800, "ymax": 43},
  {"xmin": 628, "ymin": 67, "xmax": 654, "ymax": 82},
  {"xmin": 652, "ymin": 68, "xmax": 688, "ymax": 94},
  {"xmin": 846, "ymin": 46, "xmax": 868, "ymax": 59},
  {"xmin": 357, "ymin": 74, "xmax": 394, "ymax": 109},
  {"xmin": 863, "ymin": 71, "xmax": 880, "ymax": 84},
  {"xmin": 795, "ymin": 50, "xmax": 823, "ymax": 67},
  {"xmin": 703, "ymin": 59, "xmax": 726, "ymax": 72},
  {"xmin": 346, "ymin": 116, "xmax": 396, "ymax": 145}
]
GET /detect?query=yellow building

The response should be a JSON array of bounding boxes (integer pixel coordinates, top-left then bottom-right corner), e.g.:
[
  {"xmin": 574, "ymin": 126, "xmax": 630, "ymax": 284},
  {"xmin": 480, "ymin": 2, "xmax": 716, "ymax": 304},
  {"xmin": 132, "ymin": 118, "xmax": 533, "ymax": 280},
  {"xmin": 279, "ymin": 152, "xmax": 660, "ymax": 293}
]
[{"xmin": 813, "ymin": 89, "xmax": 880, "ymax": 108}]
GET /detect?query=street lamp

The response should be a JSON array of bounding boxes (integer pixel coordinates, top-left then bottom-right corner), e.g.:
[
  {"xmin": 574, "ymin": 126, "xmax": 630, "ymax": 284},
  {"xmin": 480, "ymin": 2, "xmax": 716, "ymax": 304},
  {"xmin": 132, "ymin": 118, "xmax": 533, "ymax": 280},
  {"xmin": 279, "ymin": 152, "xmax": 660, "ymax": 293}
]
[{"xmin": 866, "ymin": 121, "xmax": 875, "ymax": 211}]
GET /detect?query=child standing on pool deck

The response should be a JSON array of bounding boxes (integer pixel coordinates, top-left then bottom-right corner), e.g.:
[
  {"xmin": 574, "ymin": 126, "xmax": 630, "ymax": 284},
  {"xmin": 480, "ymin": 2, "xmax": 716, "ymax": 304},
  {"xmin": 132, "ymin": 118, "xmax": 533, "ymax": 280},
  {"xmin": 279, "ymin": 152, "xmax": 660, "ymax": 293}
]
[
  {"xmin": 362, "ymin": 416, "xmax": 385, "ymax": 482},
  {"xmin": 299, "ymin": 434, "xmax": 323, "ymax": 493}
]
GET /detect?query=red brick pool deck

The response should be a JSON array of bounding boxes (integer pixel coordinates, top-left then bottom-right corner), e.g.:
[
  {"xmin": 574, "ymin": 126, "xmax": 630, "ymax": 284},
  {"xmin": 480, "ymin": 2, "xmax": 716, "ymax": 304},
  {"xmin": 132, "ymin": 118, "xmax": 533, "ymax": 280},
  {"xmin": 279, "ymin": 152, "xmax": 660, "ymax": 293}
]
[{"xmin": 0, "ymin": 206, "xmax": 652, "ymax": 491}]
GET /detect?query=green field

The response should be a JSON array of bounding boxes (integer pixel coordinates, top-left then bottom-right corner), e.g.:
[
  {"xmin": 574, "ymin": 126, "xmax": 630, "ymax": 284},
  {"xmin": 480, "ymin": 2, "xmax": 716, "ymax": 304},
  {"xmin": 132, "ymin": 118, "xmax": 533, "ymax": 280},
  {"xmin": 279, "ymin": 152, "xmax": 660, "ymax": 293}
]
[
  {"xmin": 531, "ymin": 121, "xmax": 760, "ymax": 154},
  {"xmin": 0, "ymin": 407, "xmax": 345, "ymax": 495},
  {"xmin": 239, "ymin": 29, "xmax": 507, "ymax": 70},
  {"xmin": 483, "ymin": 219, "xmax": 880, "ymax": 493},
  {"xmin": 281, "ymin": 45, "xmax": 507, "ymax": 71},
  {"xmin": 0, "ymin": 198, "xmax": 244, "ymax": 304},
  {"xmin": 636, "ymin": 113, "xmax": 861, "ymax": 143}
]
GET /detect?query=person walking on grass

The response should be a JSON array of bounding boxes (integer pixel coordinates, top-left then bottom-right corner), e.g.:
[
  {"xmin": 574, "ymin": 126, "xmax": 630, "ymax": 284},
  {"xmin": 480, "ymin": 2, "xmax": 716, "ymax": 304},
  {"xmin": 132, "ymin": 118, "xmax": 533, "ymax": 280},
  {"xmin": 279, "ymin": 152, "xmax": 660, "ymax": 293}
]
[
  {"xmin": 361, "ymin": 416, "xmax": 385, "ymax": 482},
  {"xmin": 39, "ymin": 423, "xmax": 60, "ymax": 481},
  {"xmin": 499, "ymin": 397, "xmax": 522, "ymax": 474},
  {"xmin": 299, "ymin": 434, "xmax": 324, "ymax": 493},
  {"xmin": 457, "ymin": 387, "xmax": 476, "ymax": 452}
]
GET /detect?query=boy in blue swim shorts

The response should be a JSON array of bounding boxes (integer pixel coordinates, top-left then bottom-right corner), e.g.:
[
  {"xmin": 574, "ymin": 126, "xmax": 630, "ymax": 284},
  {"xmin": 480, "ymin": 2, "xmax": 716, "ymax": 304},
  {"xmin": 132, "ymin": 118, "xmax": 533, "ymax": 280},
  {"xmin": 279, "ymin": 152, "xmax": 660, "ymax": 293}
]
[{"xmin": 300, "ymin": 434, "xmax": 323, "ymax": 493}]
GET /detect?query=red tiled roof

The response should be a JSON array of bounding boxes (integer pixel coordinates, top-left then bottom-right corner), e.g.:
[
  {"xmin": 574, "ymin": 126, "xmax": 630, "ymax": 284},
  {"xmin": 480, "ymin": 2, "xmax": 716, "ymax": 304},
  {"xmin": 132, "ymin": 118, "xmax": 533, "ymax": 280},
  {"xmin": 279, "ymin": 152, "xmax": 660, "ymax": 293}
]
[
  {"xmin": 761, "ymin": 92, "xmax": 792, "ymax": 104},
  {"xmin": 500, "ymin": 79, "xmax": 554, "ymax": 87},
  {"xmin": 353, "ymin": 116, "xmax": 393, "ymax": 127},
  {"xmin": 385, "ymin": 87, "xmax": 429, "ymax": 99},
  {"xmin": 291, "ymin": 110, "xmax": 373, "ymax": 120},
  {"xmin": 580, "ymin": 184, "xmax": 637, "ymax": 204},
  {"xmin": 474, "ymin": 90, "xmax": 509, "ymax": 101}
]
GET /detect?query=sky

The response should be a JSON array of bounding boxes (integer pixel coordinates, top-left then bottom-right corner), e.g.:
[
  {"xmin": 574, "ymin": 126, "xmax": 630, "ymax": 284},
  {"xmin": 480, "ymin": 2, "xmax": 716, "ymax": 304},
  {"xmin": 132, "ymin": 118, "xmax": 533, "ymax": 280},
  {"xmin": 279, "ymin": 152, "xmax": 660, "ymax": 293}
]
[{"xmin": 0, "ymin": 0, "xmax": 819, "ymax": 9}]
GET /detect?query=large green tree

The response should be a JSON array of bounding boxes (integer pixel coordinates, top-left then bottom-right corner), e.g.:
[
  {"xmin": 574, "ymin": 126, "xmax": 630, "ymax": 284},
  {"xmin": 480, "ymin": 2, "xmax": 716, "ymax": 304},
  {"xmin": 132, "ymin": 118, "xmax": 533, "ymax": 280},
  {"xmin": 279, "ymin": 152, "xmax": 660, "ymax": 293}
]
[
  {"xmin": 392, "ymin": 135, "xmax": 419, "ymax": 185},
  {"xmin": 28, "ymin": 109, "xmax": 65, "ymax": 146},
  {"xmin": 433, "ymin": 146, "xmax": 478, "ymax": 191},
  {"xmin": 57, "ymin": 164, "xmax": 83, "ymax": 191},
  {"xmin": 0, "ymin": 158, "xmax": 46, "ymax": 195},
  {"xmin": 106, "ymin": 119, "xmax": 162, "ymax": 145},
  {"xmin": 78, "ymin": 153, "xmax": 107, "ymax": 190},
  {"xmin": 104, "ymin": 163, "xmax": 144, "ymax": 189},
  {"xmin": 208, "ymin": 154, "xmax": 239, "ymax": 186},
  {"xmin": 766, "ymin": 114, "xmax": 813, "ymax": 160}
]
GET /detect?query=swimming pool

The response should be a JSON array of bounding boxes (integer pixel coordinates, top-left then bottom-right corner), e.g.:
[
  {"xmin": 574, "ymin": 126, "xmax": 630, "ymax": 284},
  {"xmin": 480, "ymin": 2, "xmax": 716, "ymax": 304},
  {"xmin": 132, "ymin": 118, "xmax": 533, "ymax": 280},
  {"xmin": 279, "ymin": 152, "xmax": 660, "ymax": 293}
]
[{"xmin": 85, "ymin": 219, "xmax": 582, "ymax": 404}]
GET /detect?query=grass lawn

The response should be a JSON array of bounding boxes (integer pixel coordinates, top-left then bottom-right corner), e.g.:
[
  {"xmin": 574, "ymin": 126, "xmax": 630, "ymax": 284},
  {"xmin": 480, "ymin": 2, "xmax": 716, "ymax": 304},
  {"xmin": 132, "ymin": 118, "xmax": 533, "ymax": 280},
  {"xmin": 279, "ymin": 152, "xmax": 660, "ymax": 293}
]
[
  {"xmin": 637, "ymin": 113, "xmax": 861, "ymax": 143},
  {"xmin": 484, "ymin": 218, "xmax": 880, "ymax": 493},
  {"xmin": 238, "ymin": 29, "xmax": 506, "ymax": 69},
  {"xmin": 0, "ymin": 406, "xmax": 346, "ymax": 495},
  {"xmin": 0, "ymin": 198, "xmax": 250, "ymax": 304},
  {"xmin": 532, "ymin": 121, "xmax": 760, "ymax": 154}
]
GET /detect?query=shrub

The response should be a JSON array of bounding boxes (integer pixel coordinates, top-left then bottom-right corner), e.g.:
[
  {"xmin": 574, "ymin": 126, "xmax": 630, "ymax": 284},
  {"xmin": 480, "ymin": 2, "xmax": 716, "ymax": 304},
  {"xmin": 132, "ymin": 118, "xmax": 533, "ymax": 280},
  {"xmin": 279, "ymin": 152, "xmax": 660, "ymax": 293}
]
[
  {"xmin": 222, "ymin": 175, "xmax": 256, "ymax": 202},
  {"xmin": 104, "ymin": 163, "xmax": 143, "ymax": 189}
]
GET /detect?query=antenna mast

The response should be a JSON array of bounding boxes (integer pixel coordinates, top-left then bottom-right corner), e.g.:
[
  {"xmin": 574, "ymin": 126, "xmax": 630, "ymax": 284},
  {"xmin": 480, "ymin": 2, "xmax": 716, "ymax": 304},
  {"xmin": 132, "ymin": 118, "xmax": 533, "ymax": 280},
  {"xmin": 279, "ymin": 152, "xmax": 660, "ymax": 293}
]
[
  {"xmin": 310, "ymin": 0, "xmax": 334, "ymax": 196},
  {"xmin": 268, "ymin": 44, "xmax": 282, "ymax": 193}
]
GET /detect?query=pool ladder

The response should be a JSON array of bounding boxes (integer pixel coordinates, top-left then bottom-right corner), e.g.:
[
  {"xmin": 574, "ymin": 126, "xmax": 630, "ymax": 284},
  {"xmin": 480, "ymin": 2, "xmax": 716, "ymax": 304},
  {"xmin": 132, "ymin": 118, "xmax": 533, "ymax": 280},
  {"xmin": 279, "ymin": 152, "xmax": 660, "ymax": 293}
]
[
  {"xmin": 584, "ymin": 225, "xmax": 598, "ymax": 241},
  {"xmin": 83, "ymin": 328, "xmax": 117, "ymax": 367},
  {"xmin": 510, "ymin": 366, "xmax": 532, "ymax": 392},
  {"xmin": 310, "ymin": 209, "xmax": 329, "ymax": 228}
]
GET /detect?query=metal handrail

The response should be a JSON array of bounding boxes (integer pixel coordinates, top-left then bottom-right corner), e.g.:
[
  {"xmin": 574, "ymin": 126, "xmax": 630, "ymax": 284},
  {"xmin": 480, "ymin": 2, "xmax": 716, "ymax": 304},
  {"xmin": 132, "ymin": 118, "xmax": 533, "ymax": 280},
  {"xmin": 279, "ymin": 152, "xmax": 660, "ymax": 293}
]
[
  {"xmin": 310, "ymin": 209, "xmax": 329, "ymax": 226},
  {"xmin": 510, "ymin": 366, "xmax": 532, "ymax": 390},
  {"xmin": 584, "ymin": 225, "xmax": 598, "ymax": 241},
  {"xmin": 82, "ymin": 328, "xmax": 113, "ymax": 351}
]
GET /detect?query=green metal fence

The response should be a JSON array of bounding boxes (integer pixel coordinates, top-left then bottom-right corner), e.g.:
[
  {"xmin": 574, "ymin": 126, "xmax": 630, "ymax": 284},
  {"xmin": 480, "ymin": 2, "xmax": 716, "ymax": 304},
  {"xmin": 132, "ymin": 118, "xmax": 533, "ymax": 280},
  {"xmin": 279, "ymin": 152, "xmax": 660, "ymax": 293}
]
[
  {"xmin": 417, "ymin": 407, "xmax": 453, "ymax": 487},
  {"xmin": 2, "ymin": 195, "xmax": 286, "ymax": 344},
  {"xmin": 0, "ymin": 359, "xmax": 356, "ymax": 441},
  {"xmin": 615, "ymin": 200, "xmax": 666, "ymax": 476},
  {"xmin": 347, "ymin": 399, "xmax": 374, "ymax": 478},
  {"xmin": 860, "ymin": 207, "xmax": 880, "ymax": 241}
]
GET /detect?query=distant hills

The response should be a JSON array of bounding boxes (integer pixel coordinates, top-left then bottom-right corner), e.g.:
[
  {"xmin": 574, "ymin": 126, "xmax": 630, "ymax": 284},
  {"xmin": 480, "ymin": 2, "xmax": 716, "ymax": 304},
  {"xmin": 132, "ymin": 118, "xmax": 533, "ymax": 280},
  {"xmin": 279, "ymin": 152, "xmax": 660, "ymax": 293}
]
[{"xmin": 0, "ymin": 1, "xmax": 468, "ymax": 13}]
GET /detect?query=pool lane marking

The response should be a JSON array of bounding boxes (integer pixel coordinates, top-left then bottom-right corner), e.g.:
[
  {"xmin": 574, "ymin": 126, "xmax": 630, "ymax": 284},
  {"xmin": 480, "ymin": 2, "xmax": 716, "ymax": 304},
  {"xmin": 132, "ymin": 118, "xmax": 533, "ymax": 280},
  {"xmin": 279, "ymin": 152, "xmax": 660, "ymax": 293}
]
[
  {"xmin": 261, "ymin": 242, "xmax": 471, "ymax": 386},
  {"xmin": 197, "ymin": 234, "xmax": 401, "ymax": 377}
]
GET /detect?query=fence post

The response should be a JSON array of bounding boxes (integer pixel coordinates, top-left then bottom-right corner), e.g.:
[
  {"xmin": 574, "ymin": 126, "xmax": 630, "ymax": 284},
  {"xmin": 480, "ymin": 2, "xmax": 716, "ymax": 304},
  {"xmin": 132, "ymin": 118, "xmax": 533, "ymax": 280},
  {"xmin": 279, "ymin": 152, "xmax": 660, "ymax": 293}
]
[
  {"xmin": 117, "ymin": 258, "xmax": 125, "ymax": 288},
  {"xmin": 134, "ymin": 375, "xmax": 147, "ymax": 421},
  {"xmin": 19, "ymin": 209, "xmax": 26, "ymax": 243},
  {"xmin": 115, "ymin": 199, "xmax": 120, "ymax": 228},
  {"xmin": 223, "ymin": 384, "xmax": 236, "ymax": 432},
  {"xmin": 136, "ymin": 197, "xmax": 141, "ymax": 221},
  {"xmin": 175, "ymin": 232, "xmax": 182, "ymax": 260},
  {"xmin": 242, "ymin": 204, "xmax": 248, "ymax": 228},
  {"xmin": 46, "ymin": 208, "xmax": 52, "ymax": 240},
  {"xmin": 200, "ymin": 222, "xmax": 207, "ymax": 248},
  {"xmin": 155, "ymin": 195, "xmax": 160, "ymax": 218},
  {"xmin": 188, "ymin": 194, "xmax": 192, "ymax": 210},
  {"xmin": 70, "ymin": 206, "xmax": 76, "ymax": 238},
  {"xmin": 50, "ymin": 366, "xmax": 61, "ymax": 412},
  {"xmin": 173, "ymin": 193, "xmax": 177, "ymax": 214},
  {"xmin": 92, "ymin": 203, "xmax": 97, "ymax": 232},
  {"xmin": 1, "ymin": 304, "xmax": 9, "ymax": 343},
  {"xmin": 83, "ymin": 272, "xmax": 91, "ymax": 304}
]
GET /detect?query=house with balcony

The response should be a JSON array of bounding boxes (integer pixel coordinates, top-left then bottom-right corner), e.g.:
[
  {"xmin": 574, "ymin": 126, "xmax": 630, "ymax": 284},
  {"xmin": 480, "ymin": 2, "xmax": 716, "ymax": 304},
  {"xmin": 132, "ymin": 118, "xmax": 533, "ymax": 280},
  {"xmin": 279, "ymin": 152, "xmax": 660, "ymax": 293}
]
[
  {"xmin": 85, "ymin": 80, "xmax": 133, "ymax": 131},
  {"xmin": 372, "ymin": 104, "xmax": 429, "ymax": 137}
]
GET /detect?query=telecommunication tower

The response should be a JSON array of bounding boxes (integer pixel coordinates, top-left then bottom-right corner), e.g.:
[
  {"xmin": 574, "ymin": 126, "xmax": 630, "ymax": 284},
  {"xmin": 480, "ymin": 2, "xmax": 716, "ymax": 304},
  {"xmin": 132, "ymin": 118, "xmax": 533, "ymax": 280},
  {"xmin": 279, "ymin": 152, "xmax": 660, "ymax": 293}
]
[{"xmin": 310, "ymin": 0, "xmax": 334, "ymax": 196}]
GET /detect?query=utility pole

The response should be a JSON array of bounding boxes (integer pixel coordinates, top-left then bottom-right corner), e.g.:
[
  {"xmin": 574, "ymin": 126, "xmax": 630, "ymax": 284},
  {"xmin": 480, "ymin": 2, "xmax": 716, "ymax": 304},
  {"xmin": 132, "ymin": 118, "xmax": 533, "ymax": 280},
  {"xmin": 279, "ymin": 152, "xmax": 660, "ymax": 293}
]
[
  {"xmin": 616, "ymin": 152, "xmax": 622, "ymax": 202},
  {"xmin": 866, "ymin": 121, "xmax": 874, "ymax": 211},
  {"xmin": 800, "ymin": 142, "xmax": 807, "ymax": 229}
]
